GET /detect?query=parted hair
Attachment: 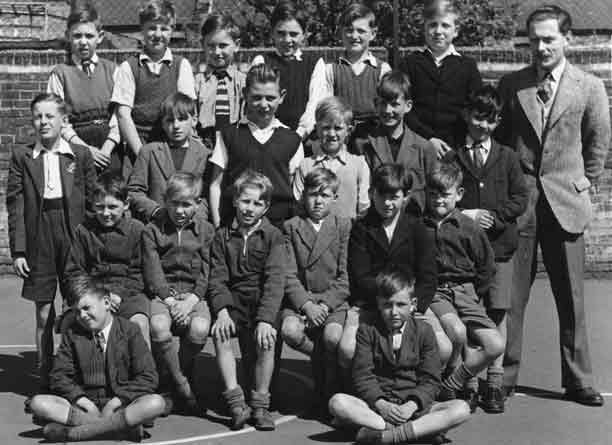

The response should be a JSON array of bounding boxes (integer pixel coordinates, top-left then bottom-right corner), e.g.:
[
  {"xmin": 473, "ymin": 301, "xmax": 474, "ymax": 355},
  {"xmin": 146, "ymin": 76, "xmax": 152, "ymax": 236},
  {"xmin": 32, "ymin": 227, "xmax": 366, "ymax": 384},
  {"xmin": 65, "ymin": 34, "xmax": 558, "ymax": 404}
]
[
  {"xmin": 339, "ymin": 2, "xmax": 376, "ymax": 29},
  {"xmin": 423, "ymin": 0, "xmax": 460, "ymax": 21},
  {"xmin": 232, "ymin": 169, "xmax": 274, "ymax": 204},
  {"xmin": 303, "ymin": 167, "xmax": 340, "ymax": 195},
  {"xmin": 377, "ymin": 70, "xmax": 412, "ymax": 101},
  {"xmin": 66, "ymin": 274, "xmax": 109, "ymax": 306},
  {"xmin": 315, "ymin": 96, "xmax": 353, "ymax": 126},
  {"xmin": 270, "ymin": 0, "xmax": 306, "ymax": 31},
  {"xmin": 526, "ymin": 4, "xmax": 572, "ymax": 35},
  {"xmin": 428, "ymin": 159, "xmax": 463, "ymax": 192},
  {"xmin": 465, "ymin": 84, "xmax": 503, "ymax": 121},
  {"xmin": 160, "ymin": 92, "xmax": 196, "ymax": 119},
  {"xmin": 375, "ymin": 267, "xmax": 416, "ymax": 301},
  {"xmin": 31, "ymin": 93, "xmax": 68, "ymax": 115},
  {"xmin": 67, "ymin": 1, "xmax": 102, "ymax": 30},
  {"xmin": 245, "ymin": 63, "xmax": 281, "ymax": 92},
  {"xmin": 92, "ymin": 170, "xmax": 128, "ymax": 203},
  {"xmin": 139, "ymin": 0, "xmax": 175, "ymax": 25},
  {"xmin": 200, "ymin": 13, "xmax": 241, "ymax": 41},
  {"xmin": 164, "ymin": 171, "xmax": 203, "ymax": 201},
  {"xmin": 371, "ymin": 163, "xmax": 413, "ymax": 194}
]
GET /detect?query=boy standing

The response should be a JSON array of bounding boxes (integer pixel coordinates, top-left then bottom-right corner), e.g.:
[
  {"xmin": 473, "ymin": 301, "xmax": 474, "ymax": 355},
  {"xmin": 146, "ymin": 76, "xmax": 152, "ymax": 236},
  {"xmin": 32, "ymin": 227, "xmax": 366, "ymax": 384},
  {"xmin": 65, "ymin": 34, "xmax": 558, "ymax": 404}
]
[
  {"xmin": 282, "ymin": 167, "xmax": 351, "ymax": 406},
  {"xmin": 7, "ymin": 93, "xmax": 97, "ymax": 389},
  {"xmin": 208, "ymin": 170, "xmax": 286, "ymax": 431},
  {"xmin": 143, "ymin": 172, "xmax": 215, "ymax": 414},
  {"xmin": 329, "ymin": 269, "xmax": 470, "ymax": 445},
  {"xmin": 351, "ymin": 70, "xmax": 437, "ymax": 212},
  {"xmin": 447, "ymin": 85, "xmax": 527, "ymax": 412},
  {"xmin": 29, "ymin": 275, "xmax": 165, "ymax": 442}
]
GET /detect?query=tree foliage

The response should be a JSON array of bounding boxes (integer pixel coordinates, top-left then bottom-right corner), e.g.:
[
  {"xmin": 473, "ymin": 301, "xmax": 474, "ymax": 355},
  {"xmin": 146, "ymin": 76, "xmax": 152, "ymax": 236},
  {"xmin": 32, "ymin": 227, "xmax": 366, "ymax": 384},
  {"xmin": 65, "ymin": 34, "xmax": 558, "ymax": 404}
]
[{"xmin": 218, "ymin": 0, "xmax": 521, "ymax": 48}]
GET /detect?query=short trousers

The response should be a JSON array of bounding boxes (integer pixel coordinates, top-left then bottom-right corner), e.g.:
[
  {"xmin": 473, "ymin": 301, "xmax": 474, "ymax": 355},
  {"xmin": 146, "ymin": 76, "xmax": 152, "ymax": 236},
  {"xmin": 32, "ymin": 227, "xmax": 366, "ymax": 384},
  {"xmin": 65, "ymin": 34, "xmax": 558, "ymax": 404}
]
[
  {"xmin": 116, "ymin": 293, "xmax": 151, "ymax": 319},
  {"xmin": 344, "ymin": 306, "xmax": 378, "ymax": 327},
  {"xmin": 280, "ymin": 305, "xmax": 348, "ymax": 338},
  {"xmin": 413, "ymin": 308, "xmax": 445, "ymax": 334},
  {"xmin": 151, "ymin": 298, "xmax": 210, "ymax": 335},
  {"xmin": 485, "ymin": 259, "xmax": 513, "ymax": 310},
  {"xmin": 428, "ymin": 283, "xmax": 496, "ymax": 330}
]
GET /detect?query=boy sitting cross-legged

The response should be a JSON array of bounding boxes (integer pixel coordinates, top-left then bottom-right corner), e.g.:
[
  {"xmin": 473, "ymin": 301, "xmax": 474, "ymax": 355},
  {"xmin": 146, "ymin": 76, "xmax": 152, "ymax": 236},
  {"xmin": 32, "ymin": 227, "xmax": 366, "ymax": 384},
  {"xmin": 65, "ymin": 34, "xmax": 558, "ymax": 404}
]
[
  {"xmin": 329, "ymin": 268, "xmax": 470, "ymax": 445},
  {"xmin": 208, "ymin": 170, "xmax": 287, "ymax": 431},
  {"xmin": 29, "ymin": 275, "xmax": 165, "ymax": 442},
  {"xmin": 282, "ymin": 167, "xmax": 351, "ymax": 410}
]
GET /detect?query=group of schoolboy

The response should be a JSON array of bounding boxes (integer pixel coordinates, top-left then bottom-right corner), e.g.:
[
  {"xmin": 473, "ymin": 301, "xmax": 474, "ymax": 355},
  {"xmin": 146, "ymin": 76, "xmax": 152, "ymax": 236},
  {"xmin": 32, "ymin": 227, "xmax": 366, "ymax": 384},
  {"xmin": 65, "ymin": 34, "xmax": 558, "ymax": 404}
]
[{"xmin": 7, "ymin": 0, "xmax": 600, "ymax": 443}]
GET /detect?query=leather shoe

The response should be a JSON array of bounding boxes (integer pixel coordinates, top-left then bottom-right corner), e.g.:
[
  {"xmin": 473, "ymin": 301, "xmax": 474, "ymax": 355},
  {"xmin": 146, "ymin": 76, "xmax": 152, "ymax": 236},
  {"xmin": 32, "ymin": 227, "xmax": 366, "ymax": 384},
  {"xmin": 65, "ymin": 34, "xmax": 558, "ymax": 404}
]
[
  {"xmin": 565, "ymin": 387, "xmax": 604, "ymax": 406},
  {"xmin": 355, "ymin": 427, "xmax": 383, "ymax": 445},
  {"xmin": 481, "ymin": 386, "xmax": 505, "ymax": 414}
]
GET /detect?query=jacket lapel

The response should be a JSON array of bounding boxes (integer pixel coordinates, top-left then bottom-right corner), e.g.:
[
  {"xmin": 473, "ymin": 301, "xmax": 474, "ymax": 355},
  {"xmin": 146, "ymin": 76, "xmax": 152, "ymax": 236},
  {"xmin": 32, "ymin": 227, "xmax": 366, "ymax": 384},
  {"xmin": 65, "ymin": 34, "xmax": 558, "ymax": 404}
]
[
  {"xmin": 546, "ymin": 63, "xmax": 579, "ymax": 132},
  {"xmin": 181, "ymin": 139, "xmax": 207, "ymax": 173},
  {"xmin": 395, "ymin": 129, "xmax": 419, "ymax": 165},
  {"xmin": 153, "ymin": 143, "xmax": 175, "ymax": 180},
  {"xmin": 396, "ymin": 319, "xmax": 416, "ymax": 364},
  {"xmin": 388, "ymin": 211, "xmax": 412, "ymax": 253},
  {"xmin": 368, "ymin": 129, "xmax": 393, "ymax": 165},
  {"xmin": 105, "ymin": 319, "xmax": 125, "ymax": 377},
  {"xmin": 480, "ymin": 141, "xmax": 501, "ymax": 175},
  {"xmin": 377, "ymin": 320, "xmax": 396, "ymax": 364},
  {"xmin": 454, "ymin": 146, "xmax": 481, "ymax": 179},
  {"xmin": 59, "ymin": 154, "xmax": 74, "ymax": 199},
  {"xmin": 24, "ymin": 150, "xmax": 44, "ymax": 196},
  {"xmin": 517, "ymin": 67, "xmax": 543, "ymax": 143},
  {"xmin": 307, "ymin": 216, "xmax": 336, "ymax": 267},
  {"xmin": 295, "ymin": 218, "xmax": 316, "ymax": 253}
]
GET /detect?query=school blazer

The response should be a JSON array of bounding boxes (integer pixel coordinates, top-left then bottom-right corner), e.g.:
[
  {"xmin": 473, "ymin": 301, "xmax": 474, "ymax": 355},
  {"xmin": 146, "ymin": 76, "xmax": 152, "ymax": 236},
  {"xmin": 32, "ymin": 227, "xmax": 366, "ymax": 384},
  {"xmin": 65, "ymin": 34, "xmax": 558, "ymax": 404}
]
[
  {"xmin": 283, "ymin": 214, "xmax": 351, "ymax": 312},
  {"xmin": 352, "ymin": 316, "xmax": 441, "ymax": 411},
  {"xmin": 50, "ymin": 316, "xmax": 158, "ymax": 405},
  {"xmin": 7, "ymin": 143, "xmax": 96, "ymax": 260},
  {"xmin": 128, "ymin": 137, "xmax": 211, "ymax": 222},
  {"xmin": 496, "ymin": 62, "xmax": 611, "ymax": 234}
]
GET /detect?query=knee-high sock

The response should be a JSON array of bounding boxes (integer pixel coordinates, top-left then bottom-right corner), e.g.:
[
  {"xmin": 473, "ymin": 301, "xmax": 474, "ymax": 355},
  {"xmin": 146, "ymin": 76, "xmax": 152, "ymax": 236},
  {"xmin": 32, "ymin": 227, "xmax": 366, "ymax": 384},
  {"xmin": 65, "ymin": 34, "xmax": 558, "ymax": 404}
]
[
  {"xmin": 154, "ymin": 339, "xmax": 188, "ymax": 390},
  {"xmin": 66, "ymin": 409, "xmax": 129, "ymax": 441},
  {"xmin": 179, "ymin": 337, "xmax": 205, "ymax": 378}
]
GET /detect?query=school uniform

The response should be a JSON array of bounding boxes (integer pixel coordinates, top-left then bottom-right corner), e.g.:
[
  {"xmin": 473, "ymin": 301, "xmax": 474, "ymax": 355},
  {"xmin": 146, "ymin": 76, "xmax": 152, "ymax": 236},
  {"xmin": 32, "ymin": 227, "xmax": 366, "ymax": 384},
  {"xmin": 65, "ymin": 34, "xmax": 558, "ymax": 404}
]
[
  {"xmin": 446, "ymin": 137, "xmax": 528, "ymax": 310},
  {"xmin": 65, "ymin": 216, "xmax": 149, "ymax": 319},
  {"xmin": 351, "ymin": 121, "xmax": 437, "ymax": 212},
  {"xmin": 7, "ymin": 140, "xmax": 97, "ymax": 301},
  {"xmin": 128, "ymin": 137, "xmax": 211, "ymax": 222},
  {"xmin": 400, "ymin": 46, "xmax": 482, "ymax": 147},
  {"xmin": 348, "ymin": 206, "xmax": 437, "ymax": 314},
  {"xmin": 352, "ymin": 315, "xmax": 440, "ymax": 413},
  {"xmin": 50, "ymin": 316, "xmax": 158, "ymax": 408}
]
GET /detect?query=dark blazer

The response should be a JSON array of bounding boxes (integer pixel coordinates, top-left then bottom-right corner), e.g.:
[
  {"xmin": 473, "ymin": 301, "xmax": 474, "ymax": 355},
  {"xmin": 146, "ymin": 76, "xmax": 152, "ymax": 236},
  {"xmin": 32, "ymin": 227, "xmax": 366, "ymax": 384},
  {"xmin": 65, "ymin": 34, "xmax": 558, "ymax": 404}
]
[
  {"xmin": 351, "ymin": 122, "xmax": 437, "ymax": 212},
  {"xmin": 127, "ymin": 137, "xmax": 211, "ymax": 222},
  {"xmin": 348, "ymin": 207, "xmax": 437, "ymax": 313},
  {"xmin": 446, "ymin": 139, "xmax": 528, "ymax": 261},
  {"xmin": 50, "ymin": 316, "xmax": 158, "ymax": 405},
  {"xmin": 353, "ymin": 315, "xmax": 440, "ymax": 411},
  {"xmin": 7, "ymin": 143, "xmax": 96, "ymax": 260},
  {"xmin": 283, "ymin": 214, "xmax": 351, "ymax": 311}
]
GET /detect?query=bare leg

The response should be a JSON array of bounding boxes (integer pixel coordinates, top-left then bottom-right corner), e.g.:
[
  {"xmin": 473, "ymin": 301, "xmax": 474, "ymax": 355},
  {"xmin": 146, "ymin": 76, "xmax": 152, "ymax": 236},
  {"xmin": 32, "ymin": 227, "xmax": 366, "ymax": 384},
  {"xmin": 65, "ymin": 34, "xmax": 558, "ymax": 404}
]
[
  {"xmin": 337, "ymin": 309, "xmax": 360, "ymax": 370},
  {"xmin": 35, "ymin": 302, "xmax": 55, "ymax": 386},
  {"xmin": 124, "ymin": 394, "xmax": 166, "ymax": 426},
  {"xmin": 214, "ymin": 337, "xmax": 239, "ymax": 390},
  {"xmin": 130, "ymin": 313, "xmax": 150, "ymax": 349},
  {"xmin": 254, "ymin": 342, "xmax": 276, "ymax": 394},
  {"xmin": 281, "ymin": 315, "xmax": 314, "ymax": 355},
  {"xmin": 29, "ymin": 395, "xmax": 71, "ymax": 424},
  {"xmin": 439, "ymin": 313, "xmax": 467, "ymax": 370}
]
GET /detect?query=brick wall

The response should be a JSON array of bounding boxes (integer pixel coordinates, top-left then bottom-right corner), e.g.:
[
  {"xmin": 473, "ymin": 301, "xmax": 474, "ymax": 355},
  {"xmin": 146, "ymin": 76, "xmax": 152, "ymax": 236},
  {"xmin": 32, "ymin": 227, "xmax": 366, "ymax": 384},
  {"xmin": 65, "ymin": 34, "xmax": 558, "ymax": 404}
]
[{"xmin": 0, "ymin": 45, "xmax": 611, "ymax": 275}]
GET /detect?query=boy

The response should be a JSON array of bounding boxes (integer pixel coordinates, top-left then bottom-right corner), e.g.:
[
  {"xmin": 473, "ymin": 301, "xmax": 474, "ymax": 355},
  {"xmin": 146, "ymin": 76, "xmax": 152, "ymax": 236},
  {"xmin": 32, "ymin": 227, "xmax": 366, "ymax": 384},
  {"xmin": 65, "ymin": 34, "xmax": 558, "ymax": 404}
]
[
  {"xmin": 195, "ymin": 13, "xmax": 245, "ymax": 148},
  {"xmin": 7, "ymin": 93, "xmax": 97, "ymax": 389},
  {"xmin": 446, "ymin": 85, "xmax": 527, "ymax": 413},
  {"xmin": 28, "ymin": 275, "xmax": 165, "ymax": 442},
  {"xmin": 112, "ymin": 0, "xmax": 196, "ymax": 175},
  {"xmin": 65, "ymin": 171, "xmax": 150, "ymax": 346},
  {"xmin": 47, "ymin": 3, "xmax": 121, "ymax": 172},
  {"xmin": 293, "ymin": 96, "xmax": 370, "ymax": 220},
  {"xmin": 341, "ymin": 164, "xmax": 446, "ymax": 375},
  {"xmin": 282, "ymin": 167, "xmax": 351, "ymax": 407},
  {"xmin": 425, "ymin": 160, "xmax": 504, "ymax": 410},
  {"xmin": 143, "ymin": 172, "xmax": 215, "ymax": 414},
  {"xmin": 400, "ymin": 0, "xmax": 482, "ymax": 157},
  {"xmin": 329, "ymin": 269, "xmax": 470, "ymax": 445},
  {"xmin": 128, "ymin": 92, "xmax": 211, "ymax": 223},
  {"xmin": 208, "ymin": 63, "xmax": 304, "ymax": 228},
  {"xmin": 351, "ymin": 70, "xmax": 437, "ymax": 212},
  {"xmin": 208, "ymin": 170, "xmax": 286, "ymax": 431},
  {"xmin": 302, "ymin": 3, "xmax": 391, "ymax": 136}
]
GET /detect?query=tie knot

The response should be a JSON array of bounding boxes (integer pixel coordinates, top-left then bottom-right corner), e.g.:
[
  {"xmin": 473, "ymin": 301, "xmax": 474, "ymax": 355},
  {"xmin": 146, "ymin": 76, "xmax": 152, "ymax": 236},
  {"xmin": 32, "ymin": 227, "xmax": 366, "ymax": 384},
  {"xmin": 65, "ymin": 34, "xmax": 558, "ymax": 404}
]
[
  {"xmin": 95, "ymin": 331, "xmax": 105, "ymax": 349},
  {"xmin": 213, "ymin": 69, "xmax": 228, "ymax": 79},
  {"xmin": 82, "ymin": 60, "xmax": 92, "ymax": 77}
]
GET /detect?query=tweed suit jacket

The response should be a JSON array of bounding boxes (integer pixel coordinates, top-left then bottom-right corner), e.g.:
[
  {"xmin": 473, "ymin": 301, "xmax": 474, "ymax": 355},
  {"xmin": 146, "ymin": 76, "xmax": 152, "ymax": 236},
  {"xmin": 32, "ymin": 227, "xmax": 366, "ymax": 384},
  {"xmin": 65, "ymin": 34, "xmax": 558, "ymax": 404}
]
[{"xmin": 496, "ymin": 62, "xmax": 611, "ymax": 234}]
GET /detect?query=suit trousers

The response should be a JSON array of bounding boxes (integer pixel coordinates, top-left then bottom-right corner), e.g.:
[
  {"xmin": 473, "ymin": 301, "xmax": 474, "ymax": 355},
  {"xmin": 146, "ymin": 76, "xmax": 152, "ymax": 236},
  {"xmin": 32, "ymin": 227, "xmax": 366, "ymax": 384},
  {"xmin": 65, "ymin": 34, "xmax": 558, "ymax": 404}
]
[{"xmin": 503, "ymin": 177, "xmax": 593, "ymax": 389}]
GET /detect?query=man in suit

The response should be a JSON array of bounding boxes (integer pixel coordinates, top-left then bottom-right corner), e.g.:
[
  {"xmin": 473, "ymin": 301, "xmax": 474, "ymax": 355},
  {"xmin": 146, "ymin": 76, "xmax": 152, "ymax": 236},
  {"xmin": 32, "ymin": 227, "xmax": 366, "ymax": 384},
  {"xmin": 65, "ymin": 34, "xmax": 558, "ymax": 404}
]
[{"xmin": 496, "ymin": 5, "xmax": 611, "ymax": 406}]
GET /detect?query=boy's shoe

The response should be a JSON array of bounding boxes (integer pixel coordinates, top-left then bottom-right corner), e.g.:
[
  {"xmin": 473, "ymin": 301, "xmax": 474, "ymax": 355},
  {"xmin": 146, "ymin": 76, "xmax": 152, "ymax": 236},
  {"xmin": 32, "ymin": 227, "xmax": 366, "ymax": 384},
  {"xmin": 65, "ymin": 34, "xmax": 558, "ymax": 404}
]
[
  {"xmin": 564, "ymin": 387, "xmax": 604, "ymax": 407},
  {"xmin": 355, "ymin": 426, "xmax": 383, "ymax": 444},
  {"xmin": 252, "ymin": 407, "xmax": 275, "ymax": 431},
  {"xmin": 429, "ymin": 433, "xmax": 452, "ymax": 444},
  {"xmin": 461, "ymin": 389, "xmax": 479, "ymax": 413},
  {"xmin": 229, "ymin": 405, "xmax": 252, "ymax": 430},
  {"xmin": 124, "ymin": 425, "xmax": 144, "ymax": 443},
  {"xmin": 481, "ymin": 385, "xmax": 505, "ymax": 414},
  {"xmin": 42, "ymin": 422, "xmax": 70, "ymax": 441}
]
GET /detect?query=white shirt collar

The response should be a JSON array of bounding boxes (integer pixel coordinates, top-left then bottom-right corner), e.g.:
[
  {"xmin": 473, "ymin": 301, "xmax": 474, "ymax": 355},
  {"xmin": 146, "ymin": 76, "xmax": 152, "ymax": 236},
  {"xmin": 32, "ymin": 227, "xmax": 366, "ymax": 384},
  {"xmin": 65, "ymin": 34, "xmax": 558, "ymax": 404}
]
[
  {"xmin": 140, "ymin": 48, "xmax": 174, "ymax": 65},
  {"xmin": 32, "ymin": 138, "xmax": 75, "ymax": 159},
  {"xmin": 339, "ymin": 51, "xmax": 378, "ymax": 67},
  {"xmin": 426, "ymin": 44, "xmax": 461, "ymax": 64},
  {"xmin": 541, "ymin": 58, "xmax": 566, "ymax": 83},
  {"xmin": 100, "ymin": 317, "xmax": 113, "ymax": 342},
  {"xmin": 465, "ymin": 135, "xmax": 491, "ymax": 153},
  {"xmin": 275, "ymin": 48, "xmax": 303, "ymax": 61},
  {"xmin": 71, "ymin": 52, "xmax": 99, "ymax": 67},
  {"xmin": 308, "ymin": 217, "xmax": 323, "ymax": 232},
  {"xmin": 244, "ymin": 117, "xmax": 288, "ymax": 132},
  {"xmin": 313, "ymin": 146, "xmax": 348, "ymax": 164}
]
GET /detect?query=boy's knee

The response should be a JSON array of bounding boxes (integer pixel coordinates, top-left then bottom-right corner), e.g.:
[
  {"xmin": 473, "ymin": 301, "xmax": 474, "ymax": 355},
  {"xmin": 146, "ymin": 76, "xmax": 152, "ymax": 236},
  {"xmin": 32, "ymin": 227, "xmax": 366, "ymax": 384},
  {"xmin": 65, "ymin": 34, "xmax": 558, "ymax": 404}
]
[
  {"xmin": 436, "ymin": 332, "xmax": 453, "ymax": 365},
  {"xmin": 281, "ymin": 316, "xmax": 304, "ymax": 347},
  {"xmin": 484, "ymin": 331, "xmax": 505, "ymax": 359},
  {"xmin": 448, "ymin": 399, "xmax": 471, "ymax": 425},
  {"xmin": 337, "ymin": 341, "xmax": 355, "ymax": 369},
  {"xmin": 328, "ymin": 393, "xmax": 350, "ymax": 418},
  {"xmin": 143, "ymin": 394, "xmax": 166, "ymax": 417},
  {"xmin": 188, "ymin": 316, "xmax": 210, "ymax": 344},
  {"xmin": 443, "ymin": 318, "xmax": 467, "ymax": 345},
  {"xmin": 130, "ymin": 314, "xmax": 149, "ymax": 331},
  {"xmin": 29, "ymin": 395, "xmax": 55, "ymax": 419},
  {"xmin": 149, "ymin": 315, "xmax": 172, "ymax": 342},
  {"xmin": 322, "ymin": 324, "xmax": 343, "ymax": 351}
]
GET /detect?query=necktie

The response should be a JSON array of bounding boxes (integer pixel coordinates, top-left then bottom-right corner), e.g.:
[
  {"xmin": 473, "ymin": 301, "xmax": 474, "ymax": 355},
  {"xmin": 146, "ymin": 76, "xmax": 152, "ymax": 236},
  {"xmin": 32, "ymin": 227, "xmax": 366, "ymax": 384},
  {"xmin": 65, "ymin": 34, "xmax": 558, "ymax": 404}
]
[
  {"xmin": 213, "ymin": 69, "xmax": 228, "ymax": 79},
  {"xmin": 537, "ymin": 72, "xmax": 553, "ymax": 104},
  {"xmin": 471, "ymin": 143, "xmax": 485, "ymax": 169},
  {"xmin": 95, "ymin": 331, "xmax": 106, "ymax": 352},
  {"xmin": 81, "ymin": 60, "xmax": 92, "ymax": 78}
]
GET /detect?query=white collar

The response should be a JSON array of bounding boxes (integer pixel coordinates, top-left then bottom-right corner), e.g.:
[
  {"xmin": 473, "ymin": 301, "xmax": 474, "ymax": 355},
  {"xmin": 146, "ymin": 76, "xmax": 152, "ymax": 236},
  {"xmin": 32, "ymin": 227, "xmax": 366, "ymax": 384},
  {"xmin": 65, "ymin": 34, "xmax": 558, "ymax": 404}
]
[
  {"xmin": 96, "ymin": 316, "xmax": 113, "ymax": 341},
  {"xmin": 313, "ymin": 146, "xmax": 348, "ymax": 164},
  {"xmin": 308, "ymin": 217, "xmax": 323, "ymax": 231},
  {"xmin": 244, "ymin": 117, "xmax": 288, "ymax": 132},
  {"xmin": 71, "ymin": 52, "xmax": 99, "ymax": 67},
  {"xmin": 32, "ymin": 138, "xmax": 75, "ymax": 159},
  {"xmin": 339, "ymin": 51, "xmax": 378, "ymax": 67},
  {"xmin": 426, "ymin": 44, "xmax": 461, "ymax": 62},
  {"xmin": 392, "ymin": 321, "xmax": 407, "ymax": 335},
  {"xmin": 465, "ymin": 135, "xmax": 491, "ymax": 152},
  {"xmin": 540, "ymin": 58, "xmax": 566, "ymax": 83},
  {"xmin": 275, "ymin": 48, "xmax": 303, "ymax": 61},
  {"xmin": 140, "ymin": 48, "xmax": 173, "ymax": 65}
]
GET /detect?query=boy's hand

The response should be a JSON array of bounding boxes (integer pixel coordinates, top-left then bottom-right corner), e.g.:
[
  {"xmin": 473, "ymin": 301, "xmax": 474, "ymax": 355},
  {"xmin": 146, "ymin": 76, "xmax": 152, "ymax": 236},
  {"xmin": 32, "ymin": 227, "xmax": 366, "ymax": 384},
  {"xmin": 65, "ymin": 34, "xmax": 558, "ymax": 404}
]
[
  {"xmin": 75, "ymin": 397, "xmax": 101, "ymax": 416},
  {"xmin": 302, "ymin": 301, "xmax": 328, "ymax": 327},
  {"xmin": 211, "ymin": 308, "xmax": 236, "ymax": 342},
  {"xmin": 88, "ymin": 145, "xmax": 111, "ymax": 170},
  {"xmin": 255, "ymin": 321, "xmax": 277, "ymax": 351},
  {"xmin": 375, "ymin": 399, "xmax": 406, "ymax": 425},
  {"xmin": 477, "ymin": 210, "xmax": 495, "ymax": 230},
  {"xmin": 171, "ymin": 294, "xmax": 197, "ymax": 327},
  {"xmin": 109, "ymin": 293, "xmax": 122, "ymax": 313},
  {"xmin": 398, "ymin": 401, "xmax": 419, "ymax": 421},
  {"xmin": 101, "ymin": 397, "xmax": 122, "ymax": 417},
  {"xmin": 430, "ymin": 137, "xmax": 453, "ymax": 159},
  {"xmin": 13, "ymin": 257, "xmax": 30, "ymax": 278}
]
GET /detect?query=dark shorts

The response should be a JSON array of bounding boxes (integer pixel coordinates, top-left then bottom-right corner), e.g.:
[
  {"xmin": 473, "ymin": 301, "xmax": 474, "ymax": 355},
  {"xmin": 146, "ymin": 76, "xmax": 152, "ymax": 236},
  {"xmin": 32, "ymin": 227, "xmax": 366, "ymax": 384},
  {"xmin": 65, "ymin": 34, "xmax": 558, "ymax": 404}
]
[
  {"xmin": 22, "ymin": 202, "xmax": 71, "ymax": 303},
  {"xmin": 281, "ymin": 305, "xmax": 348, "ymax": 337},
  {"xmin": 485, "ymin": 259, "xmax": 513, "ymax": 311},
  {"xmin": 429, "ymin": 283, "xmax": 496, "ymax": 330},
  {"xmin": 150, "ymin": 298, "xmax": 210, "ymax": 335},
  {"xmin": 117, "ymin": 293, "xmax": 151, "ymax": 319}
]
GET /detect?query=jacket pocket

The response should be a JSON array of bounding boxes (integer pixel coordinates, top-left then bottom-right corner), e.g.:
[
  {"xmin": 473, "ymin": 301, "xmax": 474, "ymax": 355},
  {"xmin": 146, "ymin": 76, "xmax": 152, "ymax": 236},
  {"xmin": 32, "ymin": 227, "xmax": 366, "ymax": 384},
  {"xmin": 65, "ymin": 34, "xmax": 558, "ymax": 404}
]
[{"xmin": 573, "ymin": 177, "xmax": 591, "ymax": 193}]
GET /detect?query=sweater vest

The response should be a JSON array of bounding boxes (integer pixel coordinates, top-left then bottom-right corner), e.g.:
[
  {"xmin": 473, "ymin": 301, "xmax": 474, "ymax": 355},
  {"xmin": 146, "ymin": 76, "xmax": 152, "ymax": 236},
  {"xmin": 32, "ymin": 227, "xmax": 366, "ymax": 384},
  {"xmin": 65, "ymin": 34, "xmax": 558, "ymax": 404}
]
[
  {"xmin": 127, "ymin": 55, "xmax": 182, "ymax": 141},
  {"xmin": 263, "ymin": 52, "xmax": 319, "ymax": 129},
  {"xmin": 332, "ymin": 61, "xmax": 381, "ymax": 121}
]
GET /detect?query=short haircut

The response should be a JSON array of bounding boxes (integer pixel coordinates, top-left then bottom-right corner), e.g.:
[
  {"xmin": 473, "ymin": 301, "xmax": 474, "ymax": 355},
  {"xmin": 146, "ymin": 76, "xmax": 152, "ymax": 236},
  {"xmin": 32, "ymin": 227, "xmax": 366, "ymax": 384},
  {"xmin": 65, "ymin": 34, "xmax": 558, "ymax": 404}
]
[
  {"xmin": 92, "ymin": 170, "xmax": 128, "ymax": 203},
  {"xmin": 303, "ymin": 167, "xmax": 340, "ymax": 195},
  {"xmin": 371, "ymin": 163, "xmax": 413, "ymax": 194},
  {"xmin": 339, "ymin": 2, "xmax": 376, "ymax": 29},
  {"xmin": 428, "ymin": 159, "xmax": 463, "ymax": 192},
  {"xmin": 526, "ymin": 4, "xmax": 572, "ymax": 35},
  {"xmin": 375, "ymin": 267, "xmax": 415, "ymax": 301},
  {"xmin": 66, "ymin": 274, "xmax": 109, "ymax": 307},
  {"xmin": 315, "ymin": 96, "xmax": 353, "ymax": 126},
  {"xmin": 270, "ymin": 0, "xmax": 306, "ymax": 31},
  {"xmin": 232, "ymin": 169, "xmax": 274, "ymax": 204},
  {"xmin": 30, "ymin": 93, "xmax": 68, "ymax": 115},
  {"xmin": 245, "ymin": 63, "xmax": 281, "ymax": 93},
  {"xmin": 164, "ymin": 171, "xmax": 202, "ymax": 201},
  {"xmin": 160, "ymin": 92, "xmax": 196, "ymax": 119},
  {"xmin": 423, "ymin": 0, "xmax": 460, "ymax": 21},
  {"xmin": 66, "ymin": 1, "xmax": 102, "ymax": 31},
  {"xmin": 465, "ymin": 84, "xmax": 503, "ymax": 121},
  {"xmin": 139, "ymin": 0, "xmax": 175, "ymax": 26},
  {"xmin": 200, "ymin": 13, "xmax": 240, "ymax": 41},
  {"xmin": 377, "ymin": 70, "xmax": 412, "ymax": 101}
]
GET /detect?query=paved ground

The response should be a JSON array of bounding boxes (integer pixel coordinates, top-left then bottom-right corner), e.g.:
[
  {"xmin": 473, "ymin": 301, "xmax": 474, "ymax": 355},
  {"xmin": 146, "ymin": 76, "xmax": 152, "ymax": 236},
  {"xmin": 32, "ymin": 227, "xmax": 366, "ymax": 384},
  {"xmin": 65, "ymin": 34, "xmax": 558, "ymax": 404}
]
[{"xmin": 1, "ymin": 276, "xmax": 611, "ymax": 444}]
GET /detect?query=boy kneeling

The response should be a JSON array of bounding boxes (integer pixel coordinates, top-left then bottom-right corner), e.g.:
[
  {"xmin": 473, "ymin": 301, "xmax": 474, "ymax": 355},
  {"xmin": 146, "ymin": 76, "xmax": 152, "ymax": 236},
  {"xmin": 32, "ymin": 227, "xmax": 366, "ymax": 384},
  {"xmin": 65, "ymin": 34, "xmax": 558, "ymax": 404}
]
[
  {"xmin": 329, "ymin": 269, "xmax": 469, "ymax": 444},
  {"xmin": 29, "ymin": 275, "xmax": 164, "ymax": 442}
]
